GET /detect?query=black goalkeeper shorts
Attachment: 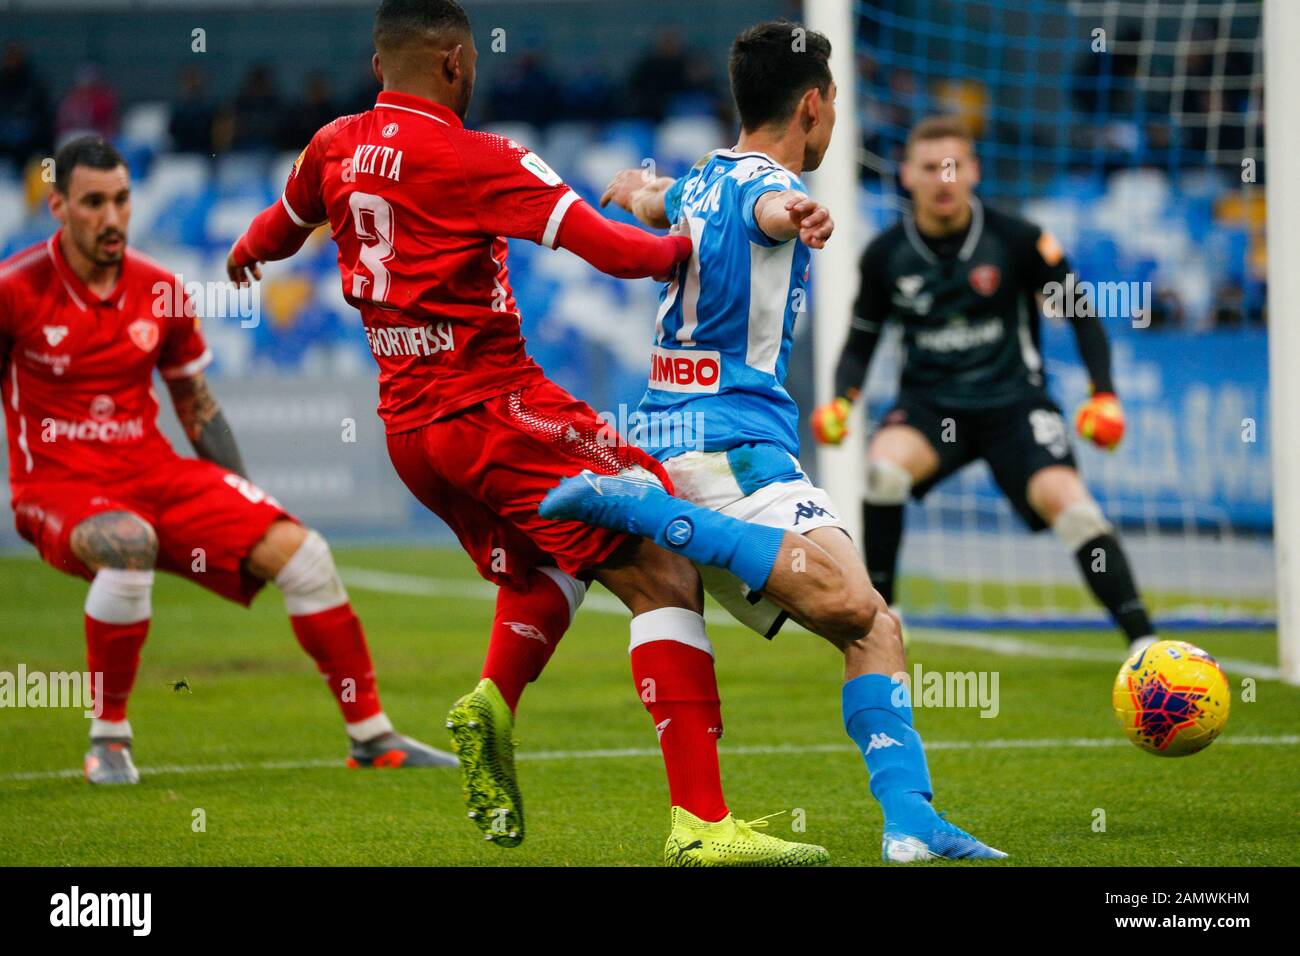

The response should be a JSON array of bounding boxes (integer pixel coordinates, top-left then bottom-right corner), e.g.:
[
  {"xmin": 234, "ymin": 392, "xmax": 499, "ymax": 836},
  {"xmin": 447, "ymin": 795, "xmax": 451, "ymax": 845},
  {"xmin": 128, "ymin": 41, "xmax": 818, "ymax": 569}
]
[{"xmin": 879, "ymin": 390, "xmax": 1078, "ymax": 532}]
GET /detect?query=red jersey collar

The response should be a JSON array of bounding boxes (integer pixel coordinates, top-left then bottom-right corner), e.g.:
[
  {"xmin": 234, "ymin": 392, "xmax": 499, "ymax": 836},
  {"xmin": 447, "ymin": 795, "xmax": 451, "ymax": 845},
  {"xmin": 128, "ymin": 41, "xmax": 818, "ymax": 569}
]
[
  {"xmin": 47, "ymin": 229, "xmax": 127, "ymax": 310},
  {"xmin": 374, "ymin": 91, "xmax": 463, "ymax": 128}
]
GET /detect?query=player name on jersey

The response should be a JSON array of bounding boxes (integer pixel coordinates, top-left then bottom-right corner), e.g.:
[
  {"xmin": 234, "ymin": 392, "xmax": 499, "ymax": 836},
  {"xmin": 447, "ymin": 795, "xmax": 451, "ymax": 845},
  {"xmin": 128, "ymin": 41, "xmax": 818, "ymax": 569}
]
[{"xmin": 350, "ymin": 143, "xmax": 404, "ymax": 182}]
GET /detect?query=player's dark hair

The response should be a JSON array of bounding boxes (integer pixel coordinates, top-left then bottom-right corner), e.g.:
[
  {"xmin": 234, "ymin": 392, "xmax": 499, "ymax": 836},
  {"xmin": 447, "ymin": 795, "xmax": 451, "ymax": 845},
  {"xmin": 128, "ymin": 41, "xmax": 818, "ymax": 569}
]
[
  {"xmin": 906, "ymin": 115, "xmax": 976, "ymax": 155},
  {"xmin": 373, "ymin": 0, "xmax": 471, "ymax": 51},
  {"xmin": 729, "ymin": 20, "xmax": 832, "ymax": 132},
  {"xmin": 53, "ymin": 136, "xmax": 126, "ymax": 194}
]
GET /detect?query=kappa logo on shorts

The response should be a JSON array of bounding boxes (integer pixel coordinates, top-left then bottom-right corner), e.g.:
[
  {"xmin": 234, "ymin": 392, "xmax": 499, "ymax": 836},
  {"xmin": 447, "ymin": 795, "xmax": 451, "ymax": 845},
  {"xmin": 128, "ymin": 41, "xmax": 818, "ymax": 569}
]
[{"xmin": 792, "ymin": 500, "xmax": 833, "ymax": 525}]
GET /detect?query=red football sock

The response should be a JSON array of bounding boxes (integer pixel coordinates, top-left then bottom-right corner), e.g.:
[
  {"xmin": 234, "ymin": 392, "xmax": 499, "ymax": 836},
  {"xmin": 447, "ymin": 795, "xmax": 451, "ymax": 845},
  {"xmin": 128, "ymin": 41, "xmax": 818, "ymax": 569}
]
[
  {"xmin": 85, "ymin": 616, "xmax": 150, "ymax": 725},
  {"xmin": 630, "ymin": 615, "xmax": 728, "ymax": 822},
  {"xmin": 482, "ymin": 568, "xmax": 574, "ymax": 713},
  {"xmin": 290, "ymin": 604, "xmax": 383, "ymax": 724}
]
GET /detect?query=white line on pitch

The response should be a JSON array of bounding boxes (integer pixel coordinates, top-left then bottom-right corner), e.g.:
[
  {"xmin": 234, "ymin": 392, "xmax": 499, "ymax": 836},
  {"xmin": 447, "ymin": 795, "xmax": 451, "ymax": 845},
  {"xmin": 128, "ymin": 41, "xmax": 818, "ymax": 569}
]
[
  {"xmin": 2, "ymin": 735, "xmax": 1296, "ymax": 784},
  {"xmin": 338, "ymin": 566, "xmax": 1285, "ymax": 681}
]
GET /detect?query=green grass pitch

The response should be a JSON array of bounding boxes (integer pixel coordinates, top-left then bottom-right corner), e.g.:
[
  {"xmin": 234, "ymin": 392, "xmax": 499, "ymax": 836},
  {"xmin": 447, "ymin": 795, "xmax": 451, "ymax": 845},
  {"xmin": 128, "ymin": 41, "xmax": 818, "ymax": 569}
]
[{"xmin": 0, "ymin": 546, "xmax": 1296, "ymax": 866}]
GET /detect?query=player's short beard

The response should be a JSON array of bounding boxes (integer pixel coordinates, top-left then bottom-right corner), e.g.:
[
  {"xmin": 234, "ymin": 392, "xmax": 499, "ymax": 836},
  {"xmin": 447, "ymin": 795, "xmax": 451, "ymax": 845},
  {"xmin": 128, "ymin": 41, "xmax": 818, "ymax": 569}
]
[{"xmin": 81, "ymin": 228, "xmax": 126, "ymax": 267}]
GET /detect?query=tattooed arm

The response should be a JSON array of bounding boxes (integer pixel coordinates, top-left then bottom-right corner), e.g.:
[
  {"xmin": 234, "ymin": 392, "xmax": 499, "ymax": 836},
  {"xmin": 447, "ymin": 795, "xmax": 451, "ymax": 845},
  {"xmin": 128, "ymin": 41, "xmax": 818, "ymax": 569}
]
[{"xmin": 166, "ymin": 372, "xmax": 248, "ymax": 478}]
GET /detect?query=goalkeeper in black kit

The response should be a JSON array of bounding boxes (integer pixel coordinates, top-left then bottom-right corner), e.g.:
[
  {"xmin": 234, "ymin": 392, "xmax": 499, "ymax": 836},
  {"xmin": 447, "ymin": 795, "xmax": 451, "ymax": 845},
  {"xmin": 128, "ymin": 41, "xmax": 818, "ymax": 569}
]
[{"xmin": 811, "ymin": 116, "xmax": 1158, "ymax": 654}]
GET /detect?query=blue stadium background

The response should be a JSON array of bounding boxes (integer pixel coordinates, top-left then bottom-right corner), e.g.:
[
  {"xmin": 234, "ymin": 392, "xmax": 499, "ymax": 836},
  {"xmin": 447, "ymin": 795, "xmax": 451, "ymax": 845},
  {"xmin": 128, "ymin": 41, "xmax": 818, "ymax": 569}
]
[{"xmin": 0, "ymin": 0, "xmax": 1271, "ymax": 565}]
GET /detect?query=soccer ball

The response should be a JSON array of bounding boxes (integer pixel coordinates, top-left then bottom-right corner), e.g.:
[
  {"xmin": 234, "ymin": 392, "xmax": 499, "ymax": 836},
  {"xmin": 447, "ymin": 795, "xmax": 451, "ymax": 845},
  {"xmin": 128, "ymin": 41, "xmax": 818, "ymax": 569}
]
[{"xmin": 1112, "ymin": 640, "xmax": 1230, "ymax": 756}]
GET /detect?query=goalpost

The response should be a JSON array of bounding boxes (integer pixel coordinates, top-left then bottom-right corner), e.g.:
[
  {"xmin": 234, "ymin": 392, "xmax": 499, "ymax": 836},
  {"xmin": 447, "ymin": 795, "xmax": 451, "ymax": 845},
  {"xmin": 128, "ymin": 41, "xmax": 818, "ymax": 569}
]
[
  {"xmin": 807, "ymin": 0, "xmax": 1292, "ymax": 681},
  {"xmin": 806, "ymin": 0, "xmax": 865, "ymax": 548},
  {"xmin": 1264, "ymin": 0, "xmax": 1300, "ymax": 684}
]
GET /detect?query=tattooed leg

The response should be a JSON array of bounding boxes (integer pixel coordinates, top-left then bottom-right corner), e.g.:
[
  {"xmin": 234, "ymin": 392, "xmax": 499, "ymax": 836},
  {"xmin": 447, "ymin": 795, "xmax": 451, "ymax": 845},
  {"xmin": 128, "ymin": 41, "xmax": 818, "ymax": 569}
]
[
  {"xmin": 73, "ymin": 511, "xmax": 157, "ymax": 747},
  {"xmin": 70, "ymin": 511, "xmax": 158, "ymax": 572}
]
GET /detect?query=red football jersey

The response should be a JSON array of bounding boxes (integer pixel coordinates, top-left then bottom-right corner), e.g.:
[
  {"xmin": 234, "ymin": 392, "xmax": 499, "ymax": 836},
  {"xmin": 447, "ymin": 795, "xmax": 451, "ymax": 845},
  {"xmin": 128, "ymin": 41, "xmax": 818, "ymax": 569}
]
[
  {"xmin": 0, "ymin": 233, "xmax": 211, "ymax": 489},
  {"xmin": 282, "ymin": 90, "xmax": 582, "ymax": 432}
]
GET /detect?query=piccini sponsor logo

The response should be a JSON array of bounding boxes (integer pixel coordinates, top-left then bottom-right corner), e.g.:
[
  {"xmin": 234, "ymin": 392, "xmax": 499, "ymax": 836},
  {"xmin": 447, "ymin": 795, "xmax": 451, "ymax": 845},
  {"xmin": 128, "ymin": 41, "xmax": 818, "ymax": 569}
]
[{"xmin": 41, "ymin": 416, "xmax": 146, "ymax": 444}]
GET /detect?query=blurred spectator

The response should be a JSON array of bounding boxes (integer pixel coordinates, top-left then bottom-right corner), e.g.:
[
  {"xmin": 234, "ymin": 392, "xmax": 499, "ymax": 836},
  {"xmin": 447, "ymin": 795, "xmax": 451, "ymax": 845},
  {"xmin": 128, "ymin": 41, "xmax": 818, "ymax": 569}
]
[
  {"xmin": 1147, "ymin": 286, "xmax": 1186, "ymax": 330},
  {"xmin": 1210, "ymin": 282, "xmax": 1254, "ymax": 328},
  {"xmin": 626, "ymin": 29, "xmax": 693, "ymax": 122},
  {"xmin": 228, "ymin": 64, "xmax": 282, "ymax": 151},
  {"xmin": 486, "ymin": 50, "xmax": 562, "ymax": 128},
  {"xmin": 561, "ymin": 60, "xmax": 618, "ymax": 123},
  {"xmin": 0, "ymin": 42, "xmax": 52, "ymax": 169},
  {"xmin": 282, "ymin": 72, "xmax": 338, "ymax": 149},
  {"xmin": 168, "ymin": 67, "xmax": 216, "ymax": 155},
  {"xmin": 343, "ymin": 58, "xmax": 382, "ymax": 115},
  {"xmin": 56, "ymin": 63, "xmax": 119, "ymax": 142}
]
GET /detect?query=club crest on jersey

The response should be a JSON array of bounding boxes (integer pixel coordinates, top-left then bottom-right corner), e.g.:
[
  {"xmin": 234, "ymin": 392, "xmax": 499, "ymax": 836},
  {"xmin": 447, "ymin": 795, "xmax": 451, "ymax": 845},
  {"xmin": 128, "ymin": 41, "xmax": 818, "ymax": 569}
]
[
  {"xmin": 127, "ymin": 318, "xmax": 159, "ymax": 353},
  {"xmin": 42, "ymin": 325, "xmax": 69, "ymax": 347},
  {"xmin": 969, "ymin": 264, "xmax": 1002, "ymax": 297},
  {"xmin": 381, "ymin": 122, "xmax": 399, "ymax": 138}
]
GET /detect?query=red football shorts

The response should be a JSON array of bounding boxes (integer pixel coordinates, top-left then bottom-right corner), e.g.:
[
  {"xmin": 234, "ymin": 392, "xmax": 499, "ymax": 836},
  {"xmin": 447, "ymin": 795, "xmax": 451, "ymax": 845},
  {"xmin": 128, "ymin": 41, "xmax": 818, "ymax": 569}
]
[
  {"xmin": 386, "ymin": 382, "xmax": 672, "ymax": 588},
  {"xmin": 12, "ymin": 457, "xmax": 293, "ymax": 606}
]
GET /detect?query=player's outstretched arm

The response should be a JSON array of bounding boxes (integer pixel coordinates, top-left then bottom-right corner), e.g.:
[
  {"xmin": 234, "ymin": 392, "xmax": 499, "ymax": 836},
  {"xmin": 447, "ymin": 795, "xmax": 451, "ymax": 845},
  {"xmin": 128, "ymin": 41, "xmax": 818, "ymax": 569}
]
[
  {"xmin": 166, "ymin": 371, "xmax": 248, "ymax": 478},
  {"xmin": 226, "ymin": 199, "xmax": 316, "ymax": 286},
  {"xmin": 554, "ymin": 199, "xmax": 692, "ymax": 280},
  {"xmin": 600, "ymin": 169, "xmax": 675, "ymax": 229},
  {"xmin": 755, "ymin": 190, "xmax": 834, "ymax": 248}
]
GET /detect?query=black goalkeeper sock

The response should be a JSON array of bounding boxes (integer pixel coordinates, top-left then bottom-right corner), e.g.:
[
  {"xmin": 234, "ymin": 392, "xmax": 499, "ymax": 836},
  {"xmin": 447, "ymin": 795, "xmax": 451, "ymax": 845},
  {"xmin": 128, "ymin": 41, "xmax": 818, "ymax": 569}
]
[
  {"xmin": 1073, "ymin": 533, "xmax": 1155, "ymax": 644},
  {"xmin": 863, "ymin": 501, "xmax": 905, "ymax": 606}
]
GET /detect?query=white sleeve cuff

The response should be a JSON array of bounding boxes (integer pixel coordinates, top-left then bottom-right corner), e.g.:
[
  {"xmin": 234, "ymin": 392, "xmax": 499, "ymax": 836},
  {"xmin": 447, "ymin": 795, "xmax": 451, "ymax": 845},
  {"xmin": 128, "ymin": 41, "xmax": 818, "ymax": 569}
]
[
  {"xmin": 281, "ymin": 193, "xmax": 328, "ymax": 229},
  {"xmin": 159, "ymin": 348, "xmax": 213, "ymax": 381},
  {"xmin": 541, "ymin": 189, "xmax": 581, "ymax": 249}
]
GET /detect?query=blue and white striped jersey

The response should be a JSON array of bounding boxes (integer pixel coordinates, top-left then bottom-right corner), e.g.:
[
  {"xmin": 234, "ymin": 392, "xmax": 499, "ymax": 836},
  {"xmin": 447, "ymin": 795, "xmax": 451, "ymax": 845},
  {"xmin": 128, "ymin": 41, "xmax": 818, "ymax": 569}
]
[{"xmin": 633, "ymin": 149, "xmax": 811, "ymax": 461}]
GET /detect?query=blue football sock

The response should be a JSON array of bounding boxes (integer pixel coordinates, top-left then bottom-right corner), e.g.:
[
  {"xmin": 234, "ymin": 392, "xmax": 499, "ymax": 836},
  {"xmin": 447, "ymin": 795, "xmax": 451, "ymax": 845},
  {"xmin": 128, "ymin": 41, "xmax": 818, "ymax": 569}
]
[
  {"xmin": 638, "ymin": 491, "xmax": 784, "ymax": 592},
  {"xmin": 842, "ymin": 673, "xmax": 937, "ymax": 831}
]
